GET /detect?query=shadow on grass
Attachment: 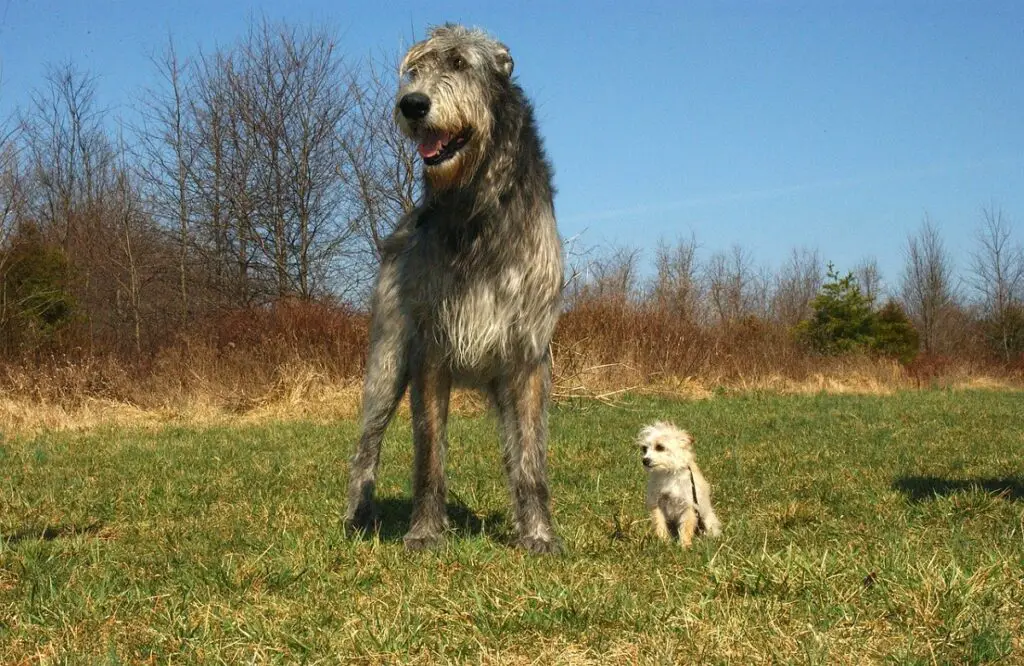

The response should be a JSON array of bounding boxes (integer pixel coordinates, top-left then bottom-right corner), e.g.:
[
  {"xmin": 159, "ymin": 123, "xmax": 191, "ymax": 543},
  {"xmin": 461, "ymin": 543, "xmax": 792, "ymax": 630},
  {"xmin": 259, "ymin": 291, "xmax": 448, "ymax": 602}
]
[
  {"xmin": 356, "ymin": 495, "xmax": 510, "ymax": 543},
  {"xmin": 893, "ymin": 476, "xmax": 1024, "ymax": 502},
  {"xmin": 2, "ymin": 522, "xmax": 105, "ymax": 546}
]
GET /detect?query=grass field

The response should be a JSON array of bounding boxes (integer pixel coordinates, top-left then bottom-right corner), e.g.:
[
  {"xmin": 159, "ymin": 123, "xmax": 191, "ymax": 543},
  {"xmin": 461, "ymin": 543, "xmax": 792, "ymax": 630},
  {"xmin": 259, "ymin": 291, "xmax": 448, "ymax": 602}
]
[{"xmin": 1, "ymin": 390, "xmax": 1022, "ymax": 664}]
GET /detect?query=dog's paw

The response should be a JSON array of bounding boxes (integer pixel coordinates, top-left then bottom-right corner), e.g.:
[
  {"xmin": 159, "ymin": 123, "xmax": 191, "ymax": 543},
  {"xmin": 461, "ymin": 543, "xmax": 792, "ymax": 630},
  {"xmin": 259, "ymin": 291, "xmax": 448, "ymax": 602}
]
[
  {"xmin": 343, "ymin": 503, "xmax": 379, "ymax": 535},
  {"xmin": 516, "ymin": 535, "xmax": 564, "ymax": 555},
  {"xmin": 703, "ymin": 519, "xmax": 723, "ymax": 538},
  {"xmin": 403, "ymin": 532, "xmax": 445, "ymax": 551}
]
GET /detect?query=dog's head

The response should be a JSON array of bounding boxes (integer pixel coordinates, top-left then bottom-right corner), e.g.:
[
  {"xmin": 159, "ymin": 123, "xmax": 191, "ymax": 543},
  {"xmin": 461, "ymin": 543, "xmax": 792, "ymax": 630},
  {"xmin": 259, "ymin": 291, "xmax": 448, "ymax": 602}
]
[
  {"xmin": 637, "ymin": 421, "xmax": 695, "ymax": 473},
  {"xmin": 395, "ymin": 24, "xmax": 515, "ymax": 190}
]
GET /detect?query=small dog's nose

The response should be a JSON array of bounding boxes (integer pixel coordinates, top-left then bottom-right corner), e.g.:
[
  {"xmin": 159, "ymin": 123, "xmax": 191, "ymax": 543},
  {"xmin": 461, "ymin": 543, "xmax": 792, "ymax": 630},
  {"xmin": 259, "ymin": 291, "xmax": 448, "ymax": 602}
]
[
  {"xmin": 399, "ymin": 93, "xmax": 431, "ymax": 120},
  {"xmin": 642, "ymin": 457, "xmax": 652, "ymax": 467}
]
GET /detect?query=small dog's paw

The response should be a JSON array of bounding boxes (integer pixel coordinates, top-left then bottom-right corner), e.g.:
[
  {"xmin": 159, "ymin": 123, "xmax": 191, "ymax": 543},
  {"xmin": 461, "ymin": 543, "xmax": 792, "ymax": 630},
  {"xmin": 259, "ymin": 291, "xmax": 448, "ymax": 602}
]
[
  {"xmin": 403, "ymin": 532, "xmax": 445, "ymax": 551},
  {"xmin": 702, "ymin": 517, "xmax": 723, "ymax": 538},
  {"xmin": 516, "ymin": 535, "xmax": 564, "ymax": 555}
]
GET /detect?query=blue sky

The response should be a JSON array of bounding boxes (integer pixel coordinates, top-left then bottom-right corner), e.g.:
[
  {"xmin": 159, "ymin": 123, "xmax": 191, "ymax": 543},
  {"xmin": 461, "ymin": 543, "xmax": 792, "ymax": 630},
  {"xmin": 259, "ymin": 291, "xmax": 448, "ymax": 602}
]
[{"xmin": 2, "ymin": 0, "xmax": 1022, "ymax": 293}]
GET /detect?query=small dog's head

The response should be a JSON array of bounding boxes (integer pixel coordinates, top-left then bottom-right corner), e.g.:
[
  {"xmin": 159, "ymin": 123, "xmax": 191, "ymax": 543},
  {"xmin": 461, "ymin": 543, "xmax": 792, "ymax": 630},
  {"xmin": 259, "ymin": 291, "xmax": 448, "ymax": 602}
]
[{"xmin": 637, "ymin": 421, "xmax": 695, "ymax": 473}]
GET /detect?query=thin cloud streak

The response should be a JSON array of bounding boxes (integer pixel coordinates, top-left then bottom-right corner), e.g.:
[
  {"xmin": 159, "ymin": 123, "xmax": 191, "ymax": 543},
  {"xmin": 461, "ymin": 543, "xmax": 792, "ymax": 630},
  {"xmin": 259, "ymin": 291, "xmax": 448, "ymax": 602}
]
[{"xmin": 560, "ymin": 157, "xmax": 1019, "ymax": 225}]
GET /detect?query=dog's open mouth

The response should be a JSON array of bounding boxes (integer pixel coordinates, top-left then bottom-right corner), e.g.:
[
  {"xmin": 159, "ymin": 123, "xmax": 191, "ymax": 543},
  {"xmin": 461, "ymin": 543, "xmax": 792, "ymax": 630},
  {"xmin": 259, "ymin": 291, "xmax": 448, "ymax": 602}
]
[{"xmin": 417, "ymin": 129, "xmax": 471, "ymax": 166}]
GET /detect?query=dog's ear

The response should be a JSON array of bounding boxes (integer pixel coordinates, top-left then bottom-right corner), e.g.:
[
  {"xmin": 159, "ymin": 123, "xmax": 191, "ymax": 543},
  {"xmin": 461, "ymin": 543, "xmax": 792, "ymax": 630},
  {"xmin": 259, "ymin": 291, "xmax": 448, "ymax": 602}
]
[{"xmin": 494, "ymin": 42, "xmax": 514, "ymax": 77}]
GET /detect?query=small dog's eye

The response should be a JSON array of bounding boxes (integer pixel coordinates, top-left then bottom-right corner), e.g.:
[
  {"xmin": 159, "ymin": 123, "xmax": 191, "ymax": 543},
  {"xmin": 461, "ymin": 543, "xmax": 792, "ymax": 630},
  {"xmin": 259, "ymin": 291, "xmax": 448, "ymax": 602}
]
[
  {"xmin": 640, "ymin": 446, "xmax": 647, "ymax": 453},
  {"xmin": 655, "ymin": 444, "xmax": 664, "ymax": 452},
  {"xmin": 451, "ymin": 55, "xmax": 466, "ymax": 70},
  {"xmin": 405, "ymin": 67, "xmax": 419, "ymax": 81}
]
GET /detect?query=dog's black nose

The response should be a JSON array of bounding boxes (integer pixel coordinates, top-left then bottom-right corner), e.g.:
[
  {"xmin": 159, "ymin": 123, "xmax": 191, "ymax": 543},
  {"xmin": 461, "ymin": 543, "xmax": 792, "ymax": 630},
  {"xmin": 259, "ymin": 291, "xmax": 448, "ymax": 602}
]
[
  {"xmin": 399, "ymin": 93, "xmax": 431, "ymax": 120},
  {"xmin": 642, "ymin": 458, "xmax": 652, "ymax": 468}
]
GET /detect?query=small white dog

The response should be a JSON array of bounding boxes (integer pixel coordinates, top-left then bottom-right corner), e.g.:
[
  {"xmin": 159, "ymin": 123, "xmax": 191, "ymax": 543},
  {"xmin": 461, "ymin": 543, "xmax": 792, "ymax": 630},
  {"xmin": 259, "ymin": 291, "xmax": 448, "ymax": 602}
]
[{"xmin": 638, "ymin": 421, "xmax": 722, "ymax": 546}]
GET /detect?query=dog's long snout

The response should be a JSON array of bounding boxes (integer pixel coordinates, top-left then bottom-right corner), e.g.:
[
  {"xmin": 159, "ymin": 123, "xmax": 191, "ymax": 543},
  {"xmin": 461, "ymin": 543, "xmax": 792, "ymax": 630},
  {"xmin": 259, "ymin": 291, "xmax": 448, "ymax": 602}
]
[{"xmin": 399, "ymin": 93, "xmax": 431, "ymax": 120}]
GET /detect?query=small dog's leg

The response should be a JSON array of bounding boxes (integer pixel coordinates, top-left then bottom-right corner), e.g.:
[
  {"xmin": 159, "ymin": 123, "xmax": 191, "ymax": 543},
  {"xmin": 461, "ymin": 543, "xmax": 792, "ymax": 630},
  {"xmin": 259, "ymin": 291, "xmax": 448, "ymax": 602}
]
[
  {"xmin": 494, "ymin": 356, "xmax": 561, "ymax": 554},
  {"xmin": 678, "ymin": 506, "xmax": 698, "ymax": 548},
  {"xmin": 345, "ymin": 254, "xmax": 409, "ymax": 532},
  {"xmin": 404, "ymin": 341, "xmax": 452, "ymax": 550},
  {"xmin": 650, "ymin": 507, "xmax": 671, "ymax": 541},
  {"xmin": 698, "ymin": 506, "xmax": 723, "ymax": 538}
]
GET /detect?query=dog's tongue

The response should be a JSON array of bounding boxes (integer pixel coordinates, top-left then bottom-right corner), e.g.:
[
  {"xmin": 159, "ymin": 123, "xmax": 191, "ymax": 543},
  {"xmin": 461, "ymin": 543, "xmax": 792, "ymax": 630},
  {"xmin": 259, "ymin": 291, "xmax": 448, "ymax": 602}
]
[{"xmin": 417, "ymin": 132, "xmax": 450, "ymax": 159}]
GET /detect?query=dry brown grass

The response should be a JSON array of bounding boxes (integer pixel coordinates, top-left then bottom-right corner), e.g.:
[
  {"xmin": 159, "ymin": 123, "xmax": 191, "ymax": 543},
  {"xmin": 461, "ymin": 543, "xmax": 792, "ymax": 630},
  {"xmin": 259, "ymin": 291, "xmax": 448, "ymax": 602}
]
[{"xmin": 0, "ymin": 298, "xmax": 1019, "ymax": 434}]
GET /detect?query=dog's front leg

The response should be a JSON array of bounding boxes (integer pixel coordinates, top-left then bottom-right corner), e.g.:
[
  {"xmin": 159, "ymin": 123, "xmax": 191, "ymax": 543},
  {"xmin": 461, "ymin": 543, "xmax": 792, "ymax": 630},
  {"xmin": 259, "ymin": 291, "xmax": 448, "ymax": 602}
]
[
  {"xmin": 404, "ymin": 340, "xmax": 452, "ymax": 550},
  {"xmin": 678, "ymin": 506, "xmax": 698, "ymax": 548},
  {"xmin": 494, "ymin": 355, "xmax": 562, "ymax": 554},
  {"xmin": 345, "ymin": 251, "xmax": 410, "ymax": 532},
  {"xmin": 650, "ymin": 507, "xmax": 671, "ymax": 541}
]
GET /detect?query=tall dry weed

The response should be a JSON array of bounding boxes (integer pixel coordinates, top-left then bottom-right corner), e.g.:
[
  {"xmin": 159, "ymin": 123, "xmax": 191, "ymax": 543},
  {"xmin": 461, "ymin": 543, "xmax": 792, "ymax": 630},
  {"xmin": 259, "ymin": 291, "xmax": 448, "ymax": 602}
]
[{"xmin": 0, "ymin": 297, "xmax": 1019, "ymax": 432}]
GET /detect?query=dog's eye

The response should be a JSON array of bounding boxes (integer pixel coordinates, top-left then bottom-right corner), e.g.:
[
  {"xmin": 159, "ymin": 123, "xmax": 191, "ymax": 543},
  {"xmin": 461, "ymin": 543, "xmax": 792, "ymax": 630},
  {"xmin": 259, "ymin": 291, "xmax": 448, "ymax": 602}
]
[
  {"xmin": 640, "ymin": 446, "xmax": 647, "ymax": 453},
  {"xmin": 404, "ymin": 67, "xmax": 419, "ymax": 82},
  {"xmin": 655, "ymin": 444, "xmax": 664, "ymax": 452},
  {"xmin": 450, "ymin": 54, "xmax": 466, "ymax": 70}
]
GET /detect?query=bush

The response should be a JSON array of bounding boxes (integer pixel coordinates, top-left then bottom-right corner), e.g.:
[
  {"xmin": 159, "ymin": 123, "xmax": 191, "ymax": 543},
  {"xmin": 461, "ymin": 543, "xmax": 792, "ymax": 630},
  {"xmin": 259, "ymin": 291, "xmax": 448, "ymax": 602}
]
[
  {"xmin": 795, "ymin": 264, "xmax": 919, "ymax": 362},
  {"xmin": 795, "ymin": 264, "xmax": 874, "ymax": 355},
  {"xmin": 871, "ymin": 300, "xmax": 919, "ymax": 364},
  {"xmin": 0, "ymin": 223, "xmax": 75, "ymax": 355}
]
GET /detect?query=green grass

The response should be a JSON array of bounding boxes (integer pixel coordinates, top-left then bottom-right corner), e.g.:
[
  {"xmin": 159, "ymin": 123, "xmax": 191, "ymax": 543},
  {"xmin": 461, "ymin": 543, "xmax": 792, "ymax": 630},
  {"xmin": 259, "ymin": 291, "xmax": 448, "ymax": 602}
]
[{"xmin": 1, "ymin": 390, "xmax": 1023, "ymax": 664}]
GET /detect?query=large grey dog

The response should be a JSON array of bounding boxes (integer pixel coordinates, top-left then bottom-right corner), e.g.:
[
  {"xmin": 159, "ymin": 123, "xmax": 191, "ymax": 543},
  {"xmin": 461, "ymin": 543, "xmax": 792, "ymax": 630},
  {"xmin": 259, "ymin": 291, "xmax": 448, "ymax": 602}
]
[{"xmin": 344, "ymin": 24, "xmax": 564, "ymax": 554}]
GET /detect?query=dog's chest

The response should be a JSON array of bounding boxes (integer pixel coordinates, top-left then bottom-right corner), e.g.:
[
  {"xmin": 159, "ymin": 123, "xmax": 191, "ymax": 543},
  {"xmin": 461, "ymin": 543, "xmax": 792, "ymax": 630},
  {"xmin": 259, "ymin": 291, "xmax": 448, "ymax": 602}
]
[
  {"xmin": 401, "ymin": 223, "xmax": 559, "ymax": 371},
  {"xmin": 646, "ymin": 473, "xmax": 693, "ymax": 515}
]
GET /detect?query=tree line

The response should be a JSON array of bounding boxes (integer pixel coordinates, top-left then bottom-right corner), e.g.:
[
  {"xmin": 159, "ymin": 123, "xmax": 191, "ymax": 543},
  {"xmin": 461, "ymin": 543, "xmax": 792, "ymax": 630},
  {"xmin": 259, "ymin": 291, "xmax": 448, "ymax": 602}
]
[
  {"xmin": 1, "ymin": 18, "xmax": 1022, "ymax": 376},
  {"xmin": 565, "ymin": 209, "xmax": 1023, "ymax": 368},
  {"xmin": 0, "ymin": 19, "xmax": 415, "ymax": 359}
]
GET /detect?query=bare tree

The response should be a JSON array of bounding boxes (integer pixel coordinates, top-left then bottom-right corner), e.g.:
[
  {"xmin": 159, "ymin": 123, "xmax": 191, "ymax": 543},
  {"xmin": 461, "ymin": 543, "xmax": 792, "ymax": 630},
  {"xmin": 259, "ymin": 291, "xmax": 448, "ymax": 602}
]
[
  {"xmin": 0, "ymin": 132, "xmax": 25, "ymax": 258},
  {"xmin": 213, "ymin": 20, "xmax": 360, "ymax": 300},
  {"xmin": 136, "ymin": 36, "xmax": 196, "ymax": 325},
  {"xmin": 706, "ymin": 244, "xmax": 761, "ymax": 324},
  {"xmin": 190, "ymin": 48, "xmax": 259, "ymax": 306},
  {"xmin": 649, "ymin": 234, "xmax": 702, "ymax": 320},
  {"xmin": 344, "ymin": 60, "xmax": 419, "ymax": 263},
  {"xmin": 22, "ymin": 63, "xmax": 112, "ymax": 248},
  {"xmin": 111, "ymin": 131, "xmax": 146, "ymax": 355},
  {"xmin": 853, "ymin": 256, "xmax": 883, "ymax": 306},
  {"xmin": 900, "ymin": 216, "xmax": 957, "ymax": 354},
  {"xmin": 771, "ymin": 246, "xmax": 822, "ymax": 327},
  {"xmin": 0, "ymin": 125, "xmax": 27, "ymax": 332},
  {"xmin": 22, "ymin": 63, "xmax": 121, "ymax": 350},
  {"xmin": 577, "ymin": 245, "xmax": 642, "ymax": 303},
  {"xmin": 968, "ymin": 207, "xmax": 1024, "ymax": 361}
]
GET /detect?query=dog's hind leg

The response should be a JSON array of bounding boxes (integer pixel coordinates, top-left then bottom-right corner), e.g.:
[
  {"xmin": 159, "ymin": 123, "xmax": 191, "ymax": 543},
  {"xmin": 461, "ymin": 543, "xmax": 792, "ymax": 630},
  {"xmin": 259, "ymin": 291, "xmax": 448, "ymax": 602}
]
[
  {"xmin": 690, "ymin": 462, "xmax": 723, "ymax": 538},
  {"xmin": 494, "ymin": 354, "xmax": 562, "ymax": 555},
  {"xmin": 345, "ymin": 253, "xmax": 409, "ymax": 532},
  {"xmin": 698, "ymin": 504, "xmax": 723, "ymax": 538}
]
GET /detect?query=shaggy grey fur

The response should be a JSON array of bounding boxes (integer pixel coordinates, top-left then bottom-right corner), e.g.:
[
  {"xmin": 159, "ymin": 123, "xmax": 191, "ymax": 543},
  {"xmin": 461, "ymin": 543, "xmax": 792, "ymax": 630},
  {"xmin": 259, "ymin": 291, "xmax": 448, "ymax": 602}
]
[{"xmin": 344, "ymin": 24, "xmax": 564, "ymax": 554}]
